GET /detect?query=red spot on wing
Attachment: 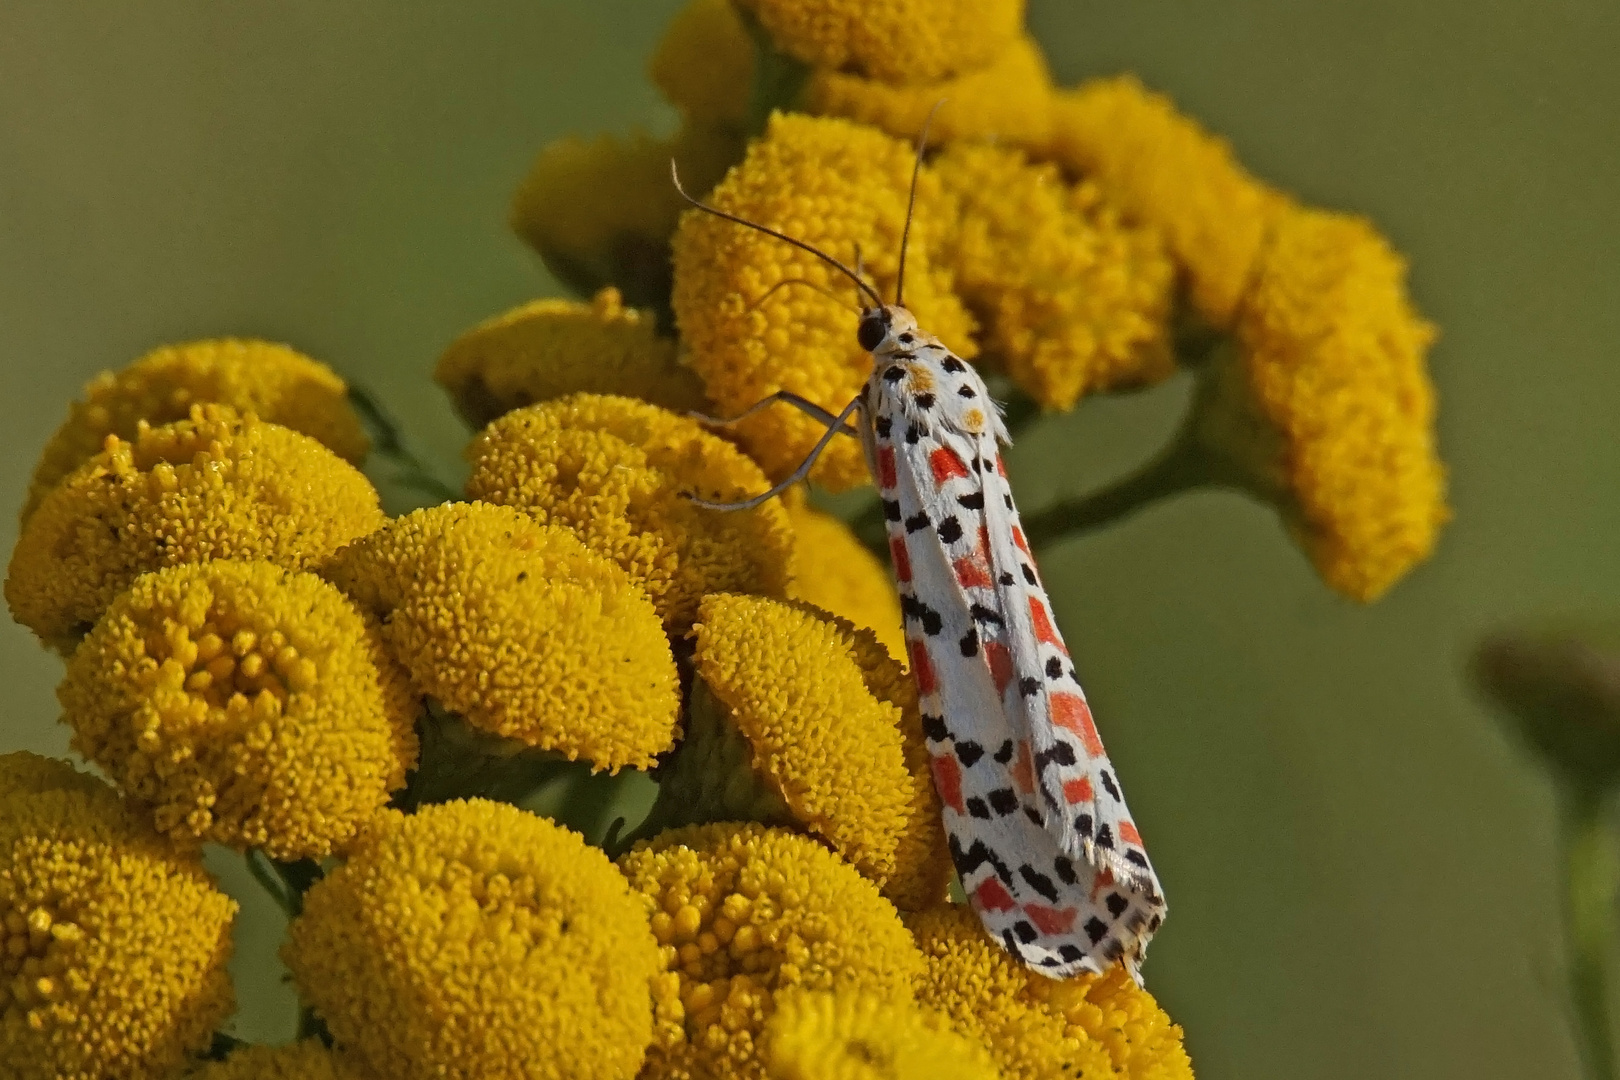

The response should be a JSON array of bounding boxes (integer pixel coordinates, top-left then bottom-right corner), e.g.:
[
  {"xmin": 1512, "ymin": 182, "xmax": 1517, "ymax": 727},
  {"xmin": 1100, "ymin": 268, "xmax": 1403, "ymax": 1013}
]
[
  {"xmin": 1118, "ymin": 821, "xmax": 1143, "ymax": 847},
  {"xmin": 1029, "ymin": 597, "xmax": 1060, "ymax": 647},
  {"xmin": 953, "ymin": 556, "xmax": 993, "ymax": 589},
  {"xmin": 908, "ymin": 639, "xmax": 937, "ymax": 695},
  {"xmin": 973, "ymin": 877, "xmax": 1018, "ymax": 913},
  {"xmin": 1010, "ymin": 740, "xmax": 1035, "ymax": 795},
  {"xmin": 929, "ymin": 446, "xmax": 970, "ymax": 485},
  {"xmin": 982, "ymin": 640, "xmax": 1014, "ymax": 695},
  {"xmin": 889, "ymin": 536, "xmax": 912, "ymax": 583},
  {"xmin": 1063, "ymin": 777, "xmax": 1094, "ymax": 804},
  {"xmin": 977, "ymin": 523, "xmax": 991, "ymax": 562},
  {"xmin": 995, "ymin": 455, "xmax": 1008, "ymax": 478},
  {"xmin": 931, "ymin": 752, "xmax": 964, "ymax": 813},
  {"xmin": 1089, "ymin": 867, "xmax": 1115, "ymax": 901},
  {"xmin": 1025, "ymin": 903, "xmax": 1079, "ymax": 936},
  {"xmin": 876, "ymin": 445, "xmax": 897, "ymax": 489},
  {"xmin": 1012, "ymin": 526, "xmax": 1030, "ymax": 554},
  {"xmin": 1050, "ymin": 693, "xmax": 1104, "ymax": 757}
]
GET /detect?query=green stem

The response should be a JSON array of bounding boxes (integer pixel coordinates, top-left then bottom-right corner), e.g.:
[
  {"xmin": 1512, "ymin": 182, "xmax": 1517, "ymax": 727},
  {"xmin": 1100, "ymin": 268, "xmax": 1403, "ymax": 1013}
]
[
  {"xmin": 1563, "ymin": 789, "xmax": 1617, "ymax": 1080},
  {"xmin": 1020, "ymin": 437, "xmax": 1211, "ymax": 549},
  {"xmin": 347, "ymin": 384, "xmax": 459, "ymax": 503}
]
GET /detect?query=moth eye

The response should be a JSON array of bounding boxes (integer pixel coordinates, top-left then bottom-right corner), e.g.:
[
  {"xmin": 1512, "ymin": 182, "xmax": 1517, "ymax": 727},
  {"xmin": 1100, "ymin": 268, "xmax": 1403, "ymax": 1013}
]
[{"xmin": 857, "ymin": 316, "xmax": 886, "ymax": 352}]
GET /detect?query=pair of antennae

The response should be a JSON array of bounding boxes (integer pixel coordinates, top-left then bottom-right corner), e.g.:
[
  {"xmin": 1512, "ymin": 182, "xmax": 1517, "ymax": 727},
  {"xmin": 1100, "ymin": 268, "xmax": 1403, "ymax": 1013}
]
[{"xmin": 669, "ymin": 104, "xmax": 943, "ymax": 313}]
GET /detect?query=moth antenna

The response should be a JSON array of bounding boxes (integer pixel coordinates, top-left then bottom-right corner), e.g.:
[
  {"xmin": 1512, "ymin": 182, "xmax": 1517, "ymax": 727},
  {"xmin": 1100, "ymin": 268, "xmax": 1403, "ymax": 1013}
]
[
  {"xmin": 744, "ymin": 276, "xmax": 859, "ymax": 315},
  {"xmin": 894, "ymin": 98, "xmax": 947, "ymax": 309},
  {"xmin": 672, "ymin": 161, "xmax": 885, "ymax": 310}
]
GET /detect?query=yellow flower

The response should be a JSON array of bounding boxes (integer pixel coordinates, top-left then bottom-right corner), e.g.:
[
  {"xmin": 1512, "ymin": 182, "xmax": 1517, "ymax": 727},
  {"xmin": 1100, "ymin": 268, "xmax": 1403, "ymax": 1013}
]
[
  {"xmin": 180, "ymin": 1039, "xmax": 380, "ymax": 1080},
  {"xmin": 672, "ymin": 113, "xmax": 975, "ymax": 489},
  {"xmin": 783, "ymin": 502, "xmax": 905, "ymax": 660},
  {"xmin": 933, "ymin": 142, "xmax": 1175, "ymax": 410},
  {"xmin": 805, "ymin": 36, "xmax": 1055, "ymax": 147},
  {"xmin": 435, "ymin": 286, "xmax": 708, "ymax": 429},
  {"xmin": 464, "ymin": 393, "xmax": 795, "ymax": 629},
  {"xmin": 1233, "ymin": 203, "xmax": 1447, "ymax": 602},
  {"xmin": 617, "ymin": 823, "xmax": 925, "ymax": 1080},
  {"xmin": 765, "ymin": 988, "xmax": 1002, "ymax": 1080},
  {"xmin": 906, "ymin": 906, "xmax": 1192, "ymax": 1080},
  {"xmin": 6, "ymin": 404, "xmax": 384, "ymax": 653},
  {"xmin": 284, "ymin": 800, "xmax": 662, "ymax": 1080},
  {"xmin": 58, "ymin": 560, "xmax": 419, "ymax": 859},
  {"xmin": 510, "ymin": 122, "xmax": 744, "ymax": 307},
  {"xmin": 690, "ymin": 595, "xmax": 949, "ymax": 910},
  {"xmin": 0, "ymin": 752, "xmax": 237, "ymax": 1080},
  {"xmin": 651, "ymin": 0, "xmax": 756, "ymax": 129},
  {"xmin": 21, "ymin": 338, "xmax": 368, "ymax": 525},
  {"xmin": 737, "ymin": 0, "xmax": 1025, "ymax": 85},
  {"xmin": 324, "ymin": 501, "xmax": 679, "ymax": 770},
  {"xmin": 1049, "ymin": 76, "xmax": 1288, "ymax": 328}
]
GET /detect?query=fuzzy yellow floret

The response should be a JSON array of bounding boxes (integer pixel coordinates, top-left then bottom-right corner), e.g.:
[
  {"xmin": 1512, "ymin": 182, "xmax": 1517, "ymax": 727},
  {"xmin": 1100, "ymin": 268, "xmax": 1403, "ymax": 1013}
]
[
  {"xmin": 765, "ymin": 988, "xmax": 1002, "ymax": 1080},
  {"xmin": 651, "ymin": 0, "xmax": 756, "ymax": 129},
  {"xmin": 511, "ymin": 122, "xmax": 743, "ymax": 304},
  {"xmin": 0, "ymin": 753, "xmax": 237, "ymax": 1080},
  {"xmin": 58, "ymin": 561, "xmax": 419, "ymax": 859},
  {"xmin": 324, "ymin": 502, "xmax": 679, "ymax": 770},
  {"xmin": 784, "ymin": 503, "xmax": 905, "ymax": 660},
  {"xmin": 465, "ymin": 393, "xmax": 794, "ymax": 629},
  {"xmin": 1236, "ymin": 204, "xmax": 1447, "ymax": 602},
  {"xmin": 934, "ymin": 142, "xmax": 1175, "ymax": 410},
  {"xmin": 1050, "ymin": 76, "xmax": 1288, "ymax": 328},
  {"xmin": 906, "ymin": 906, "xmax": 1192, "ymax": 1080},
  {"xmin": 672, "ymin": 113, "xmax": 975, "ymax": 489},
  {"xmin": 436, "ymin": 287, "xmax": 707, "ymax": 428},
  {"xmin": 284, "ymin": 801, "xmax": 662, "ymax": 1080},
  {"xmin": 737, "ymin": 0, "xmax": 1024, "ymax": 85},
  {"xmin": 805, "ymin": 36, "xmax": 1054, "ymax": 147},
  {"xmin": 618, "ymin": 823, "xmax": 925, "ymax": 1080},
  {"xmin": 6, "ymin": 404, "xmax": 384, "ymax": 653},
  {"xmin": 692, "ymin": 596, "xmax": 948, "ymax": 910},
  {"xmin": 21, "ymin": 338, "xmax": 367, "ymax": 524},
  {"xmin": 179, "ymin": 1039, "xmax": 380, "ymax": 1080}
]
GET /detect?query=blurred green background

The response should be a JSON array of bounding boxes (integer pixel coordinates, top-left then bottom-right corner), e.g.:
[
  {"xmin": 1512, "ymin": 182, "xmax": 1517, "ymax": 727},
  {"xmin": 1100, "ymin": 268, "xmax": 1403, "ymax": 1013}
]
[{"xmin": 3, "ymin": 2, "xmax": 1617, "ymax": 1076}]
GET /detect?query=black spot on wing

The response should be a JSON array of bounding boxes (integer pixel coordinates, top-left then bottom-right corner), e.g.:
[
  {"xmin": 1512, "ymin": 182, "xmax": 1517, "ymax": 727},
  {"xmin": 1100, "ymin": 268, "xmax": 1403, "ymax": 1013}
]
[
  {"xmin": 874, "ymin": 416, "xmax": 892, "ymax": 438},
  {"xmin": 941, "ymin": 356, "xmax": 966, "ymax": 373},
  {"xmin": 904, "ymin": 512, "xmax": 929, "ymax": 533},
  {"xmin": 882, "ymin": 365, "xmax": 906, "ymax": 382},
  {"xmin": 956, "ymin": 490, "xmax": 984, "ymax": 510},
  {"xmin": 882, "ymin": 499, "xmax": 901, "ymax": 521},
  {"xmin": 921, "ymin": 714, "xmax": 947, "ymax": 741},
  {"xmin": 914, "ymin": 393, "xmax": 936, "ymax": 410},
  {"xmin": 993, "ymin": 740, "xmax": 1014, "ymax": 764},
  {"xmin": 956, "ymin": 741, "xmax": 986, "ymax": 767},
  {"xmin": 936, "ymin": 516, "xmax": 963, "ymax": 543},
  {"xmin": 1019, "ymin": 865, "xmax": 1060, "ymax": 903},
  {"xmin": 958, "ymin": 629, "xmax": 979, "ymax": 657}
]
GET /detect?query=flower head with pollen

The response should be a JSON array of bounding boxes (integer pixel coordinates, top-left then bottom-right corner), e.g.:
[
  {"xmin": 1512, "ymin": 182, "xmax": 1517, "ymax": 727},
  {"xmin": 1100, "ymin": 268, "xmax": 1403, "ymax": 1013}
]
[
  {"xmin": 765, "ymin": 988, "xmax": 1002, "ymax": 1080},
  {"xmin": 933, "ymin": 142, "xmax": 1175, "ymax": 410},
  {"xmin": 737, "ymin": 0, "xmax": 1025, "ymax": 85},
  {"xmin": 511, "ymin": 122, "xmax": 743, "ymax": 308},
  {"xmin": 907, "ymin": 906, "xmax": 1192, "ymax": 1080},
  {"xmin": 784, "ymin": 502, "xmax": 905, "ymax": 661},
  {"xmin": 0, "ymin": 753, "xmax": 237, "ymax": 1080},
  {"xmin": 691, "ymin": 595, "xmax": 949, "ymax": 910},
  {"xmin": 618, "ymin": 823, "xmax": 925, "ymax": 1080},
  {"xmin": 465, "ymin": 393, "xmax": 794, "ymax": 629},
  {"xmin": 435, "ymin": 286, "xmax": 708, "ymax": 429},
  {"xmin": 180, "ymin": 1039, "xmax": 381, "ymax": 1080},
  {"xmin": 1049, "ymin": 76, "xmax": 1289, "ymax": 329},
  {"xmin": 21, "ymin": 338, "xmax": 367, "ymax": 525},
  {"xmin": 6, "ymin": 404, "xmax": 384, "ymax": 653},
  {"xmin": 324, "ymin": 501, "xmax": 679, "ymax": 770},
  {"xmin": 672, "ymin": 113, "xmax": 974, "ymax": 489},
  {"xmin": 806, "ymin": 35, "xmax": 1056, "ymax": 147},
  {"xmin": 1232, "ymin": 203, "xmax": 1447, "ymax": 602},
  {"xmin": 58, "ymin": 560, "xmax": 419, "ymax": 859},
  {"xmin": 284, "ymin": 800, "xmax": 662, "ymax": 1080}
]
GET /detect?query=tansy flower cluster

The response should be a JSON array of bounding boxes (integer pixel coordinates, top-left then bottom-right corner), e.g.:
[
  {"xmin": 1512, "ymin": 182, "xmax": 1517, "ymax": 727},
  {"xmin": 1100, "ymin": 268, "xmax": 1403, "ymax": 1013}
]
[{"xmin": 0, "ymin": 0, "xmax": 1453, "ymax": 1074}]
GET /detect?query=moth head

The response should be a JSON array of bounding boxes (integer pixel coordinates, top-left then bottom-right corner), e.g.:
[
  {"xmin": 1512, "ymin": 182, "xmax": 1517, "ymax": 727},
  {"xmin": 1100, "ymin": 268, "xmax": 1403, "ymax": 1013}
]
[{"xmin": 856, "ymin": 305, "xmax": 920, "ymax": 354}]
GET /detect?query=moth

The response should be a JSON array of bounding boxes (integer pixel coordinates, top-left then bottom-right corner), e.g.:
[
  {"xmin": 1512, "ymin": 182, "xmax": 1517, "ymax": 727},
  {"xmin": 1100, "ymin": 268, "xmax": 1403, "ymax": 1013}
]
[{"xmin": 673, "ymin": 136, "xmax": 1166, "ymax": 982}]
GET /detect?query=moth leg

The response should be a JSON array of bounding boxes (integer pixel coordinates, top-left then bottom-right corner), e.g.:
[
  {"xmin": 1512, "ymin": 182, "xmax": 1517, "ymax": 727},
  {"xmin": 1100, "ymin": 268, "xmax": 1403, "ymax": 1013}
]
[
  {"xmin": 687, "ymin": 394, "xmax": 865, "ymax": 511},
  {"xmin": 689, "ymin": 391, "xmax": 859, "ymax": 438}
]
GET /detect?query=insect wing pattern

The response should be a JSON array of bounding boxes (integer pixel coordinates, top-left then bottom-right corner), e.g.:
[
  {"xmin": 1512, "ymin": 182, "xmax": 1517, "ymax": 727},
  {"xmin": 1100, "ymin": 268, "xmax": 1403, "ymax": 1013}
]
[{"xmin": 863, "ymin": 317, "xmax": 1166, "ymax": 981}]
